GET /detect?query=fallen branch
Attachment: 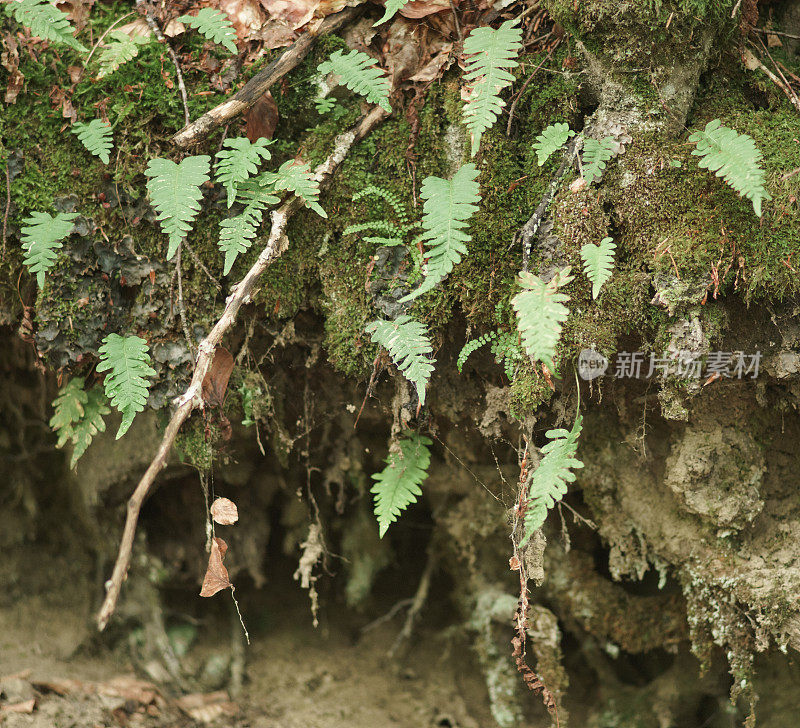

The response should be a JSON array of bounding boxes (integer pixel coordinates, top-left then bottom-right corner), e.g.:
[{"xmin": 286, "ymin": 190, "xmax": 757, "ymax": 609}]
[
  {"xmin": 172, "ymin": 5, "xmax": 365, "ymax": 148},
  {"xmin": 97, "ymin": 105, "xmax": 388, "ymax": 631}
]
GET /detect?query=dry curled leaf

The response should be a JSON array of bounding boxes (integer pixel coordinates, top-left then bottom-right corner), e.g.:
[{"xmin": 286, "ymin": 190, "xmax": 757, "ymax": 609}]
[
  {"xmin": 201, "ymin": 347, "xmax": 234, "ymax": 407},
  {"xmin": 1, "ymin": 34, "xmax": 23, "ymax": 104},
  {"xmin": 0, "ymin": 698, "xmax": 36, "ymax": 715},
  {"xmin": 200, "ymin": 537, "xmax": 233, "ymax": 597},
  {"xmin": 218, "ymin": 0, "xmax": 266, "ymax": 40},
  {"xmin": 175, "ymin": 691, "xmax": 238, "ymax": 724},
  {"xmin": 245, "ymin": 90, "xmax": 279, "ymax": 141},
  {"xmin": 210, "ymin": 497, "xmax": 239, "ymax": 525}
]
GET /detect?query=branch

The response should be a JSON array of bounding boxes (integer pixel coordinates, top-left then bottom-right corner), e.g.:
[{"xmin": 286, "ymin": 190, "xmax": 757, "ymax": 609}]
[
  {"xmin": 172, "ymin": 5, "xmax": 365, "ymax": 148},
  {"xmin": 97, "ymin": 105, "xmax": 388, "ymax": 631}
]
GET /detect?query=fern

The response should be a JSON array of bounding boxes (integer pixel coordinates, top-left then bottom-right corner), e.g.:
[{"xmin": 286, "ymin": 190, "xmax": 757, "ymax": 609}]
[
  {"xmin": 20, "ymin": 211, "xmax": 77, "ymax": 286},
  {"xmin": 50, "ymin": 377, "xmax": 110, "ymax": 468},
  {"xmin": 366, "ymin": 315, "xmax": 435, "ymax": 406},
  {"xmin": 373, "ymin": 0, "xmax": 410, "ymax": 26},
  {"xmin": 491, "ymin": 332, "xmax": 524, "ymax": 380},
  {"xmin": 457, "ymin": 331, "xmax": 498, "ymax": 372},
  {"xmin": 399, "ymin": 163, "xmax": 481, "ymax": 302},
  {"xmin": 533, "ymin": 123, "xmax": 575, "ymax": 166},
  {"xmin": 5, "ymin": 0, "xmax": 87, "ymax": 52},
  {"xmin": 580, "ymin": 236, "xmax": 616, "ymax": 299},
  {"xmin": 314, "ymin": 97, "xmax": 337, "ymax": 114},
  {"xmin": 71, "ymin": 119, "xmax": 113, "ymax": 164},
  {"xmin": 371, "ymin": 431, "xmax": 432, "ymax": 537},
  {"xmin": 462, "ymin": 19, "xmax": 522, "ymax": 157},
  {"xmin": 317, "ymin": 49, "xmax": 392, "ymax": 113},
  {"xmin": 96, "ymin": 334, "xmax": 156, "ymax": 439},
  {"xmin": 145, "ymin": 156, "xmax": 211, "ymax": 260},
  {"xmin": 261, "ymin": 160, "xmax": 326, "ymax": 217},
  {"xmin": 343, "ymin": 185, "xmax": 415, "ymax": 246},
  {"xmin": 581, "ymin": 137, "xmax": 616, "ymax": 185},
  {"xmin": 689, "ymin": 119, "xmax": 771, "ymax": 217},
  {"xmin": 512, "ymin": 267, "xmax": 573, "ymax": 374},
  {"xmin": 96, "ymin": 30, "xmax": 147, "ymax": 79},
  {"xmin": 521, "ymin": 409, "xmax": 584, "ymax": 545},
  {"xmin": 178, "ymin": 8, "xmax": 238, "ymax": 54},
  {"xmin": 215, "ymin": 137, "xmax": 273, "ymax": 208},
  {"xmin": 218, "ymin": 181, "xmax": 279, "ymax": 275}
]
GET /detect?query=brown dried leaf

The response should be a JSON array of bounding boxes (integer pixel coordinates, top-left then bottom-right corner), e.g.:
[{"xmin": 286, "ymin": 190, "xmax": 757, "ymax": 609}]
[
  {"xmin": 260, "ymin": 0, "xmax": 319, "ymax": 30},
  {"xmin": 200, "ymin": 537, "xmax": 232, "ymax": 597},
  {"xmin": 49, "ymin": 86, "xmax": 77, "ymax": 122},
  {"xmin": 164, "ymin": 19, "xmax": 186, "ymax": 37},
  {"xmin": 116, "ymin": 18, "xmax": 152, "ymax": 39},
  {"xmin": 245, "ymin": 90, "xmax": 279, "ymax": 141},
  {"xmin": 201, "ymin": 347, "xmax": 234, "ymax": 407},
  {"xmin": 97, "ymin": 676, "xmax": 160, "ymax": 705},
  {"xmin": 0, "ymin": 699, "xmax": 36, "ymax": 715},
  {"xmin": 1, "ymin": 34, "xmax": 23, "ymax": 104},
  {"xmin": 54, "ymin": 0, "xmax": 95, "ymax": 31},
  {"xmin": 218, "ymin": 0, "xmax": 267, "ymax": 39},
  {"xmin": 397, "ymin": 0, "xmax": 451, "ymax": 19},
  {"xmin": 175, "ymin": 692, "xmax": 238, "ymax": 724},
  {"xmin": 210, "ymin": 497, "xmax": 239, "ymax": 525},
  {"xmin": 254, "ymin": 19, "xmax": 297, "ymax": 48}
]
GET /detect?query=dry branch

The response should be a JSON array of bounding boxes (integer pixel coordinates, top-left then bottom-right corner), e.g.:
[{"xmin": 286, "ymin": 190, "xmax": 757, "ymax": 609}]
[
  {"xmin": 172, "ymin": 5, "xmax": 365, "ymax": 148},
  {"xmin": 97, "ymin": 105, "xmax": 388, "ymax": 631}
]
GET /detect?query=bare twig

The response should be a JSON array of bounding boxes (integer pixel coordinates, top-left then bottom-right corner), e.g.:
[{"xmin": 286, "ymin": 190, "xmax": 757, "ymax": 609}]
[
  {"xmin": 175, "ymin": 244, "xmax": 197, "ymax": 361},
  {"xmin": 388, "ymin": 543, "xmax": 437, "ymax": 658},
  {"xmin": 96, "ymin": 106, "xmax": 388, "ymax": 631},
  {"xmin": 448, "ymin": 0, "xmax": 463, "ymax": 43},
  {"xmin": 506, "ymin": 51, "xmax": 552, "ymax": 137},
  {"xmin": 183, "ymin": 240, "xmax": 222, "ymax": 291},
  {"xmin": 172, "ymin": 5, "xmax": 365, "ymax": 148},
  {"xmin": 2, "ymin": 161, "xmax": 10, "ymax": 254}
]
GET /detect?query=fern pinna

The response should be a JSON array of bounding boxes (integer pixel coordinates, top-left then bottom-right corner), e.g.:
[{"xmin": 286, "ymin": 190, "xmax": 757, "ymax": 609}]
[
  {"xmin": 581, "ymin": 137, "xmax": 616, "ymax": 185},
  {"xmin": 71, "ymin": 119, "xmax": 113, "ymax": 164},
  {"xmin": 317, "ymin": 49, "xmax": 392, "ymax": 113},
  {"xmin": 50, "ymin": 377, "xmax": 110, "ymax": 468},
  {"xmin": 580, "ymin": 236, "xmax": 616, "ymax": 299},
  {"xmin": 533, "ymin": 123, "xmax": 575, "ymax": 166},
  {"xmin": 21, "ymin": 211, "xmax": 77, "ymax": 287},
  {"xmin": 343, "ymin": 185, "xmax": 415, "ymax": 246},
  {"xmin": 371, "ymin": 431, "xmax": 432, "ymax": 537},
  {"xmin": 5, "ymin": 0, "xmax": 87, "ymax": 52},
  {"xmin": 215, "ymin": 137, "xmax": 273, "ymax": 208},
  {"xmin": 261, "ymin": 160, "xmax": 327, "ymax": 218},
  {"xmin": 218, "ymin": 181, "xmax": 279, "ymax": 275},
  {"xmin": 373, "ymin": 0, "xmax": 411, "ymax": 26},
  {"xmin": 97, "ymin": 30, "xmax": 148, "ymax": 79},
  {"xmin": 178, "ymin": 8, "xmax": 238, "ymax": 54}
]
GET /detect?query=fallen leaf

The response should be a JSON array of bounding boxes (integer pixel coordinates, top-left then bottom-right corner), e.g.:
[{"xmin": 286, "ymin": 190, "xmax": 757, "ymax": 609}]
[
  {"xmin": 200, "ymin": 537, "xmax": 232, "ymax": 597},
  {"xmin": 397, "ymin": 0, "xmax": 452, "ymax": 19},
  {"xmin": 49, "ymin": 86, "xmax": 77, "ymax": 122},
  {"xmin": 218, "ymin": 0, "xmax": 266, "ymax": 39},
  {"xmin": 175, "ymin": 692, "xmax": 238, "ymax": 724},
  {"xmin": 164, "ymin": 19, "xmax": 186, "ymax": 37},
  {"xmin": 260, "ymin": 0, "xmax": 319, "ymax": 29},
  {"xmin": 1, "ymin": 34, "xmax": 23, "ymax": 104},
  {"xmin": 67, "ymin": 65, "xmax": 82, "ymax": 84},
  {"xmin": 116, "ymin": 18, "xmax": 152, "ymax": 39},
  {"xmin": 0, "ymin": 699, "xmax": 36, "ymax": 715},
  {"xmin": 245, "ymin": 90, "xmax": 279, "ymax": 141},
  {"xmin": 210, "ymin": 497, "xmax": 239, "ymax": 525},
  {"xmin": 201, "ymin": 347, "xmax": 235, "ymax": 407},
  {"xmin": 254, "ymin": 19, "xmax": 297, "ymax": 48},
  {"xmin": 54, "ymin": 0, "xmax": 95, "ymax": 31}
]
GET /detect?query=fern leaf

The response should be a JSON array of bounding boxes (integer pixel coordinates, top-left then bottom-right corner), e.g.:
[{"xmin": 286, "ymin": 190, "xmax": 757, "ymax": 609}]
[
  {"xmin": 145, "ymin": 156, "xmax": 210, "ymax": 260},
  {"xmin": 512, "ymin": 267, "xmax": 573, "ymax": 374},
  {"xmin": 581, "ymin": 137, "xmax": 616, "ymax": 185},
  {"xmin": 462, "ymin": 19, "xmax": 522, "ymax": 157},
  {"xmin": 71, "ymin": 119, "xmax": 113, "ymax": 164},
  {"xmin": 521, "ymin": 411, "xmax": 583, "ymax": 545},
  {"xmin": 373, "ymin": 0, "xmax": 411, "ymax": 26},
  {"xmin": 215, "ymin": 137, "xmax": 273, "ymax": 208},
  {"xmin": 69, "ymin": 386, "xmax": 110, "ymax": 467},
  {"xmin": 689, "ymin": 119, "xmax": 771, "ymax": 217},
  {"xmin": 399, "ymin": 163, "xmax": 481, "ymax": 302},
  {"xmin": 371, "ymin": 431, "xmax": 432, "ymax": 537},
  {"xmin": 352, "ymin": 185, "xmax": 410, "ymax": 226},
  {"xmin": 261, "ymin": 160, "xmax": 327, "ymax": 218},
  {"xmin": 314, "ymin": 96, "xmax": 337, "ymax": 114},
  {"xmin": 178, "ymin": 8, "xmax": 238, "ymax": 53},
  {"xmin": 20, "ymin": 211, "xmax": 77, "ymax": 286},
  {"xmin": 5, "ymin": 0, "xmax": 87, "ymax": 52},
  {"xmin": 366, "ymin": 315, "xmax": 435, "ymax": 406},
  {"xmin": 533, "ymin": 123, "xmax": 575, "ymax": 166},
  {"xmin": 317, "ymin": 49, "xmax": 392, "ymax": 113},
  {"xmin": 96, "ymin": 30, "xmax": 147, "ymax": 79},
  {"xmin": 217, "ymin": 181, "xmax": 279, "ymax": 274},
  {"xmin": 96, "ymin": 334, "xmax": 156, "ymax": 439},
  {"xmin": 50, "ymin": 378, "xmax": 110, "ymax": 468},
  {"xmin": 457, "ymin": 331, "xmax": 498, "ymax": 372},
  {"xmin": 580, "ymin": 236, "xmax": 616, "ymax": 299}
]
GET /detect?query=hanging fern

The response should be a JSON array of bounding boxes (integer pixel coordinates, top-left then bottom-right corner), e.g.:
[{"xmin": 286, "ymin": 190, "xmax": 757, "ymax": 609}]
[
  {"xmin": 343, "ymin": 185, "xmax": 415, "ymax": 246},
  {"xmin": 217, "ymin": 181, "xmax": 279, "ymax": 275},
  {"xmin": 5, "ymin": 0, "xmax": 87, "ymax": 52},
  {"xmin": 96, "ymin": 334, "xmax": 156, "ymax": 439},
  {"xmin": 580, "ymin": 236, "xmax": 616, "ymax": 299},
  {"xmin": 96, "ymin": 30, "xmax": 148, "ymax": 79},
  {"xmin": 371, "ymin": 431, "xmax": 432, "ymax": 537},
  {"xmin": 317, "ymin": 49, "xmax": 392, "ymax": 113},
  {"xmin": 533, "ymin": 123, "xmax": 575, "ymax": 166},
  {"xmin": 20, "ymin": 211, "xmax": 77, "ymax": 286},
  {"xmin": 366, "ymin": 315, "xmax": 435, "ymax": 406},
  {"xmin": 71, "ymin": 119, "xmax": 113, "ymax": 164},
  {"xmin": 145, "ymin": 155, "xmax": 210, "ymax": 260},
  {"xmin": 260, "ymin": 160, "xmax": 326, "ymax": 217},
  {"xmin": 50, "ymin": 377, "xmax": 110, "ymax": 469},
  {"xmin": 457, "ymin": 331, "xmax": 498, "ymax": 372},
  {"xmin": 215, "ymin": 137, "xmax": 273, "ymax": 208},
  {"xmin": 689, "ymin": 119, "xmax": 771, "ymax": 217},
  {"xmin": 512, "ymin": 267, "xmax": 573, "ymax": 374},
  {"xmin": 581, "ymin": 137, "xmax": 616, "ymax": 185},
  {"xmin": 178, "ymin": 8, "xmax": 238, "ymax": 53},
  {"xmin": 491, "ymin": 331, "xmax": 524, "ymax": 380},
  {"xmin": 373, "ymin": 0, "xmax": 410, "ymax": 26},
  {"xmin": 399, "ymin": 163, "xmax": 481, "ymax": 302},
  {"xmin": 462, "ymin": 19, "xmax": 522, "ymax": 157}
]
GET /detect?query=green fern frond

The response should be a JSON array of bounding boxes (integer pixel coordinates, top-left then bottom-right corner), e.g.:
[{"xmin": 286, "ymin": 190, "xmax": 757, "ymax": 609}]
[
  {"xmin": 512, "ymin": 267, "xmax": 573, "ymax": 374},
  {"xmin": 50, "ymin": 377, "xmax": 110, "ymax": 468},
  {"xmin": 5, "ymin": 0, "xmax": 87, "ymax": 52},
  {"xmin": 371, "ymin": 431, "xmax": 432, "ymax": 537},
  {"xmin": 373, "ymin": 0, "xmax": 410, "ymax": 26},
  {"xmin": 399, "ymin": 163, "xmax": 481, "ymax": 302},
  {"xmin": 217, "ymin": 181, "xmax": 279, "ymax": 274},
  {"xmin": 353, "ymin": 185, "xmax": 410, "ymax": 226},
  {"xmin": 462, "ymin": 19, "xmax": 522, "ymax": 157},
  {"xmin": 689, "ymin": 119, "xmax": 771, "ymax": 217},
  {"xmin": 491, "ymin": 331, "xmax": 524, "ymax": 380},
  {"xmin": 457, "ymin": 331, "xmax": 498, "ymax": 372},
  {"xmin": 145, "ymin": 155, "xmax": 210, "ymax": 259},
  {"xmin": 581, "ymin": 137, "xmax": 616, "ymax": 185},
  {"xmin": 314, "ymin": 96, "xmax": 337, "ymax": 114},
  {"xmin": 366, "ymin": 315, "xmax": 435, "ymax": 406},
  {"xmin": 317, "ymin": 49, "xmax": 392, "ymax": 113},
  {"xmin": 20, "ymin": 211, "xmax": 78, "ymax": 286},
  {"xmin": 215, "ymin": 137, "xmax": 273, "ymax": 208},
  {"xmin": 96, "ymin": 30, "xmax": 148, "ymax": 79},
  {"xmin": 580, "ymin": 236, "xmax": 616, "ymax": 299},
  {"xmin": 261, "ymin": 160, "xmax": 326, "ymax": 218},
  {"xmin": 178, "ymin": 8, "xmax": 238, "ymax": 53},
  {"xmin": 533, "ymin": 123, "xmax": 575, "ymax": 166},
  {"xmin": 71, "ymin": 119, "xmax": 113, "ymax": 164},
  {"xmin": 97, "ymin": 334, "xmax": 156, "ymax": 439}
]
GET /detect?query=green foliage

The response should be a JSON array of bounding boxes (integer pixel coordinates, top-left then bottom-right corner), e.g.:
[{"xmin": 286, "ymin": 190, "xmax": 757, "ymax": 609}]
[
  {"xmin": 399, "ymin": 163, "xmax": 481, "ymax": 302},
  {"xmin": 512, "ymin": 267, "xmax": 573, "ymax": 374},
  {"xmin": 218, "ymin": 181, "xmax": 280, "ymax": 274},
  {"xmin": 20, "ymin": 211, "xmax": 77, "ymax": 287},
  {"xmin": 96, "ymin": 334, "xmax": 156, "ymax": 439},
  {"xmin": 373, "ymin": 0, "xmax": 410, "ymax": 26},
  {"xmin": 343, "ymin": 185, "xmax": 415, "ymax": 246},
  {"xmin": 458, "ymin": 330, "xmax": 523, "ymax": 379},
  {"xmin": 145, "ymin": 155, "xmax": 211, "ymax": 259},
  {"xmin": 462, "ymin": 19, "xmax": 522, "ymax": 157},
  {"xmin": 261, "ymin": 159, "xmax": 326, "ymax": 217},
  {"xmin": 581, "ymin": 136, "xmax": 616, "ymax": 185},
  {"xmin": 215, "ymin": 137, "xmax": 273, "ymax": 208},
  {"xmin": 317, "ymin": 49, "xmax": 392, "ymax": 113},
  {"xmin": 533, "ymin": 123, "xmax": 575, "ymax": 166},
  {"xmin": 580, "ymin": 236, "xmax": 616, "ymax": 299},
  {"xmin": 96, "ymin": 30, "xmax": 148, "ymax": 79},
  {"xmin": 314, "ymin": 96, "xmax": 337, "ymax": 114},
  {"xmin": 5, "ymin": 0, "xmax": 87, "ymax": 52},
  {"xmin": 689, "ymin": 119, "xmax": 771, "ymax": 217},
  {"xmin": 371, "ymin": 431, "xmax": 432, "ymax": 537},
  {"xmin": 366, "ymin": 315, "xmax": 435, "ymax": 406},
  {"xmin": 50, "ymin": 377, "xmax": 110, "ymax": 468},
  {"xmin": 71, "ymin": 119, "xmax": 113, "ymax": 164},
  {"xmin": 178, "ymin": 8, "xmax": 238, "ymax": 54},
  {"xmin": 457, "ymin": 331, "xmax": 497, "ymax": 372}
]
